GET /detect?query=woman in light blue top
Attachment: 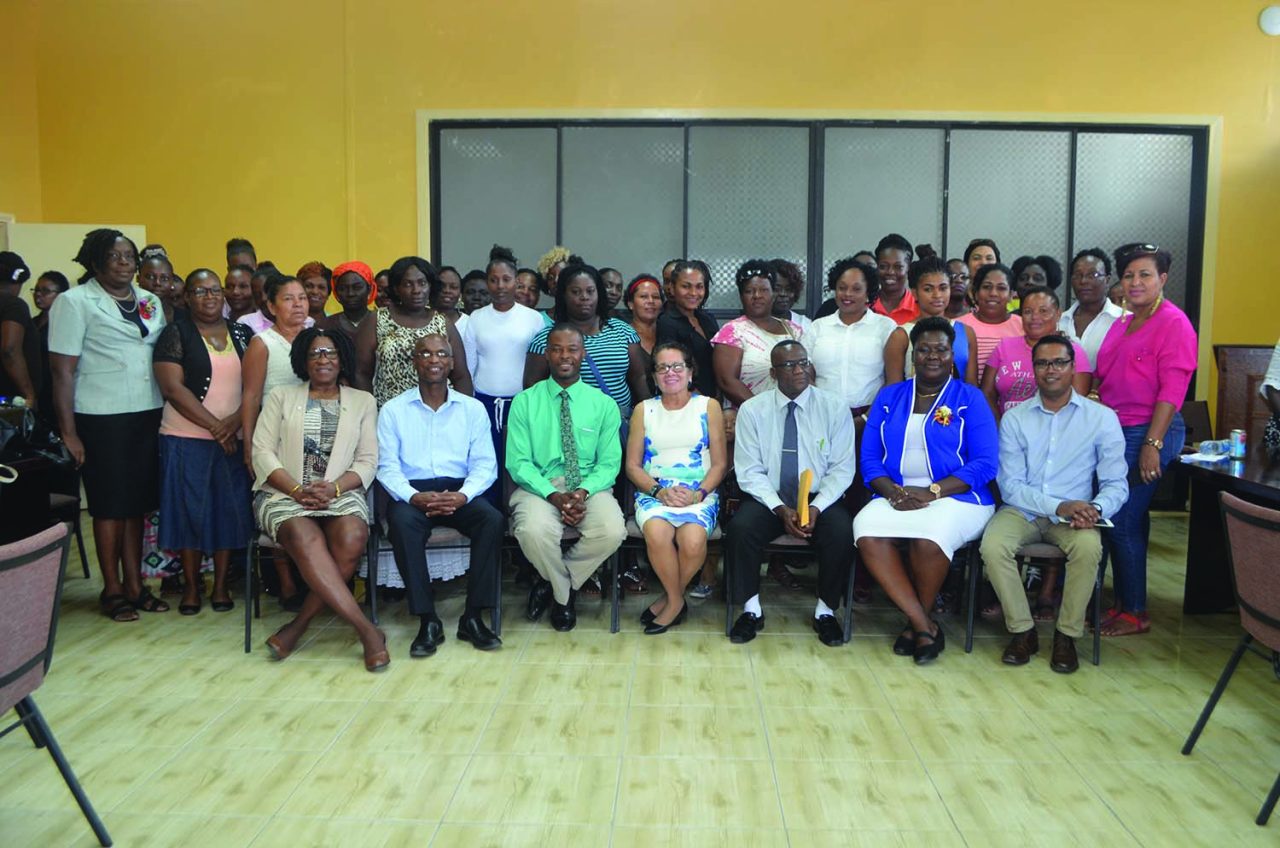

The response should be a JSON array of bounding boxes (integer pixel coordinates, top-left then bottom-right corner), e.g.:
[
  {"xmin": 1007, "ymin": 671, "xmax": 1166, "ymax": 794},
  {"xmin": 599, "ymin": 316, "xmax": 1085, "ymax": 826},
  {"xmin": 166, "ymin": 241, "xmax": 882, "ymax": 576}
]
[{"xmin": 48, "ymin": 228, "xmax": 168, "ymax": 622}]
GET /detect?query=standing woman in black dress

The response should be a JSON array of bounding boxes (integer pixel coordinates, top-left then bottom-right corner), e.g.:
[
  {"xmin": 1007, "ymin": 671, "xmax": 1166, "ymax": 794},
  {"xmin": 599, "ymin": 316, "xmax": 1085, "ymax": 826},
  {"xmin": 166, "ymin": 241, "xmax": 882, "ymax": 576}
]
[{"xmin": 48, "ymin": 229, "xmax": 169, "ymax": 622}]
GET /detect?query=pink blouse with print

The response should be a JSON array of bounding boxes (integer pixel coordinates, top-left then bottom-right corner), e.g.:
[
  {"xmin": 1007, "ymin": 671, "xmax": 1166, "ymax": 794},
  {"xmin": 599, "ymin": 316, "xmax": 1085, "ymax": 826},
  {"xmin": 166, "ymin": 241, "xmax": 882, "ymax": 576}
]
[
  {"xmin": 988, "ymin": 335, "xmax": 1091, "ymax": 415},
  {"xmin": 1094, "ymin": 300, "xmax": 1198, "ymax": 427}
]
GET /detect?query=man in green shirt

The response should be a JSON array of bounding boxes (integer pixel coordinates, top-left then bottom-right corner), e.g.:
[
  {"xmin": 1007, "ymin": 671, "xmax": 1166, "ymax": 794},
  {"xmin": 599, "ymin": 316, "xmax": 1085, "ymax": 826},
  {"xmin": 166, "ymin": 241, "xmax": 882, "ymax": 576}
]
[{"xmin": 506, "ymin": 323, "xmax": 626, "ymax": 631}]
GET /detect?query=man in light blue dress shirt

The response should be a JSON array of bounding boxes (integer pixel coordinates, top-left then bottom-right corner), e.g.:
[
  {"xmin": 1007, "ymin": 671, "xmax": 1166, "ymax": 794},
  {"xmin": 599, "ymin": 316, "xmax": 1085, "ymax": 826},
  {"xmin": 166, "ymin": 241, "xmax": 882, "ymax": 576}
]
[
  {"xmin": 980, "ymin": 334, "xmax": 1129, "ymax": 673},
  {"xmin": 377, "ymin": 334, "xmax": 503, "ymax": 657}
]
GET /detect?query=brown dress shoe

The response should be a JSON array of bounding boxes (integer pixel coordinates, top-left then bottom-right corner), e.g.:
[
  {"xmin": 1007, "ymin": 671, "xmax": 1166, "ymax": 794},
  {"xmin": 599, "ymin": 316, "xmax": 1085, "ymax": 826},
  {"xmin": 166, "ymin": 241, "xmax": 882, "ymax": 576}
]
[
  {"xmin": 1050, "ymin": 630, "xmax": 1079, "ymax": 674},
  {"xmin": 1001, "ymin": 629, "xmax": 1039, "ymax": 665}
]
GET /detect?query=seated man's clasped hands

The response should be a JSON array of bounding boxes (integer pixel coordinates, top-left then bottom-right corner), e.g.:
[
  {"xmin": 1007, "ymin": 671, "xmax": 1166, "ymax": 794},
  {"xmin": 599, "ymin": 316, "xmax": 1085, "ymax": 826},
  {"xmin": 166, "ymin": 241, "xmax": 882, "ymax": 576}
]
[
  {"xmin": 979, "ymin": 334, "xmax": 1129, "ymax": 673},
  {"xmin": 725, "ymin": 339, "xmax": 857, "ymax": 647},
  {"xmin": 377, "ymin": 334, "xmax": 504, "ymax": 659},
  {"xmin": 506, "ymin": 323, "xmax": 627, "ymax": 632}
]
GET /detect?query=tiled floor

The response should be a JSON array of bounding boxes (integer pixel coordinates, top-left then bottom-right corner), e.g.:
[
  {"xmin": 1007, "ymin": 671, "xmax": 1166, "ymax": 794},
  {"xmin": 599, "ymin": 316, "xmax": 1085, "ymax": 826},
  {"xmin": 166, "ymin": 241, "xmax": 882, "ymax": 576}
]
[{"xmin": 2, "ymin": 512, "xmax": 1277, "ymax": 846}]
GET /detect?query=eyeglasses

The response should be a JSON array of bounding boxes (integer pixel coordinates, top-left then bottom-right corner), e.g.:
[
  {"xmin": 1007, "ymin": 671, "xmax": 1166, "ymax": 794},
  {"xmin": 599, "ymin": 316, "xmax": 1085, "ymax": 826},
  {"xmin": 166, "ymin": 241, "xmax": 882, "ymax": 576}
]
[
  {"xmin": 775, "ymin": 358, "xmax": 811, "ymax": 371},
  {"xmin": 307, "ymin": 348, "xmax": 340, "ymax": 361},
  {"xmin": 1070, "ymin": 272, "xmax": 1108, "ymax": 282},
  {"xmin": 654, "ymin": 362, "xmax": 687, "ymax": 374},
  {"xmin": 189, "ymin": 287, "xmax": 222, "ymax": 299},
  {"xmin": 947, "ymin": 272, "xmax": 970, "ymax": 282},
  {"xmin": 1033, "ymin": 358, "xmax": 1073, "ymax": 371},
  {"xmin": 411, "ymin": 350, "xmax": 452, "ymax": 360},
  {"xmin": 106, "ymin": 251, "xmax": 137, "ymax": 264},
  {"xmin": 33, "ymin": 287, "xmax": 61, "ymax": 296}
]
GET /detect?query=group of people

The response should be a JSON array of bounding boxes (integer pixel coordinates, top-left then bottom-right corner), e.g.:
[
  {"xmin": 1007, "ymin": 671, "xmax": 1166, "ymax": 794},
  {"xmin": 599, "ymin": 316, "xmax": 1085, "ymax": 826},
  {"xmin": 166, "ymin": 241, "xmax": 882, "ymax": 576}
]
[{"xmin": 0, "ymin": 226, "xmax": 1203, "ymax": 675}]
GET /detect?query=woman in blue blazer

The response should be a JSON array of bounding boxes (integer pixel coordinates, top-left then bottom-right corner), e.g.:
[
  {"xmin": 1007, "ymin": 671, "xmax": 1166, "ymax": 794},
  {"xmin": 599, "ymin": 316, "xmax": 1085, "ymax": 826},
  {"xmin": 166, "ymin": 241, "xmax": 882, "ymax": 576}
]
[{"xmin": 854, "ymin": 317, "xmax": 999, "ymax": 664}]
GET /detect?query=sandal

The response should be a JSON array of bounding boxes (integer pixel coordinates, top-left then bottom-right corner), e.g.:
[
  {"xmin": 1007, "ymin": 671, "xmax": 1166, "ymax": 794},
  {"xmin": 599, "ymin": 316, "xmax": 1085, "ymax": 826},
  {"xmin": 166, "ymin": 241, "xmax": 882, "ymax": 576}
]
[
  {"xmin": 580, "ymin": 572, "xmax": 604, "ymax": 598},
  {"xmin": 99, "ymin": 592, "xmax": 138, "ymax": 622},
  {"xmin": 1100, "ymin": 611, "xmax": 1150, "ymax": 637},
  {"xmin": 128, "ymin": 588, "xmax": 170, "ymax": 613},
  {"xmin": 178, "ymin": 602, "xmax": 201, "ymax": 616},
  {"xmin": 620, "ymin": 564, "xmax": 649, "ymax": 595},
  {"xmin": 1089, "ymin": 606, "xmax": 1122, "ymax": 632},
  {"xmin": 1032, "ymin": 602, "xmax": 1058, "ymax": 623},
  {"xmin": 767, "ymin": 560, "xmax": 801, "ymax": 590}
]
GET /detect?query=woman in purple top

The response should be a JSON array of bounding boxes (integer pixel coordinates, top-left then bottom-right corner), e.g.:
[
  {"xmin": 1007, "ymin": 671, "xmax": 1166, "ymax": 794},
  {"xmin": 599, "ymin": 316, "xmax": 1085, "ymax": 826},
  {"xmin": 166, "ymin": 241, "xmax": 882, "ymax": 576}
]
[
  {"xmin": 982, "ymin": 286, "xmax": 1092, "ymax": 419},
  {"xmin": 1092, "ymin": 244, "xmax": 1197, "ymax": 637}
]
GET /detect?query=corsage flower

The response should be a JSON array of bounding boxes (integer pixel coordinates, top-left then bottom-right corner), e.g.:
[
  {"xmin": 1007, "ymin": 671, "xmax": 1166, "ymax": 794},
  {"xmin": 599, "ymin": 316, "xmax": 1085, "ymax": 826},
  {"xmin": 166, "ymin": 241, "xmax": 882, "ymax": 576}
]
[
  {"xmin": 138, "ymin": 297, "xmax": 156, "ymax": 321},
  {"xmin": 932, "ymin": 405, "xmax": 953, "ymax": 426}
]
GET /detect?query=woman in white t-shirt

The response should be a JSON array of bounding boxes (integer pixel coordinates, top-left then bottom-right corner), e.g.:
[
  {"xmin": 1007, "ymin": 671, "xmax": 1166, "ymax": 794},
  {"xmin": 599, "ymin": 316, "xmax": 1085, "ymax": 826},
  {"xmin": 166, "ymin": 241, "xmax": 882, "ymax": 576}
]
[{"xmin": 460, "ymin": 245, "xmax": 548, "ymax": 502}]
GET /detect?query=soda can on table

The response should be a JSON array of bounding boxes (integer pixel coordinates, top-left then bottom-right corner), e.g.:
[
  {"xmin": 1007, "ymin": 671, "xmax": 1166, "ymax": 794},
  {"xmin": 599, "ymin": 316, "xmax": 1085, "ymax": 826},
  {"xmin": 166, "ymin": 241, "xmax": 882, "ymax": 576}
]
[{"xmin": 1229, "ymin": 429, "xmax": 1247, "ymax": 459}]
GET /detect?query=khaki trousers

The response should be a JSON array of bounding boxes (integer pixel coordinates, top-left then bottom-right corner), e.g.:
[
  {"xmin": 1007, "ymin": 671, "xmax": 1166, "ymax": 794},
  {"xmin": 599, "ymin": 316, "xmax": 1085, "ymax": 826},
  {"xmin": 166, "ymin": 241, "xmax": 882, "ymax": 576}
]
[
  {"xmin": 510, "ymin": 483, "xmax": 626, "ymax": 604},
  {"xmin": 978, "ymin": 507, "xmax": 1102, "ymax": 639}
]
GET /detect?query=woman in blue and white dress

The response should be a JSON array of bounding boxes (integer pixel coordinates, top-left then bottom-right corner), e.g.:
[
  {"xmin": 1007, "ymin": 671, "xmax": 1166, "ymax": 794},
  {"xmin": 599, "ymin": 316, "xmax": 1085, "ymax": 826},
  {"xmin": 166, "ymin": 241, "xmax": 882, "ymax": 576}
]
[{"xmin": 625, "ymin": 342, "xmax": 728, "ymax": 634}]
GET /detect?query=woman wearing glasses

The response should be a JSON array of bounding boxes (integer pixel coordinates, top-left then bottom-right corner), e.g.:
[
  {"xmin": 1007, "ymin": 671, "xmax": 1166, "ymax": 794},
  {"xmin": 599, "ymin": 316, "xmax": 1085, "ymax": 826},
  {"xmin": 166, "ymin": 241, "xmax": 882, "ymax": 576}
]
[
  {"xmin": 252, "ymin": 327, "xmax": 386, "ymax": 670},
  {"xmin": 625, "ymin": 342, "xmax": 727, "ymax": 634},
  {"xmin": 1093, "ymin": 243, "xmax": 1196, "ymax": 637},
  {"xmin": 153, "ymin": 270, "xmax": 254, "ymax": 615},
  {"xmin": 1058, "ymin": 248, "xmax": 1125, "ymax": 365}
]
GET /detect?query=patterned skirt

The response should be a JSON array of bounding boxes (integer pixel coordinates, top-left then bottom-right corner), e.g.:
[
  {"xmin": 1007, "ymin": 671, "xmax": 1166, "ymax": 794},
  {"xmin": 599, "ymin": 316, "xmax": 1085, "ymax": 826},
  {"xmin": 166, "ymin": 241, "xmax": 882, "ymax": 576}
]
[{"xmin": 254, "ymin": 490, "xmax": 370, "ymax": 540}]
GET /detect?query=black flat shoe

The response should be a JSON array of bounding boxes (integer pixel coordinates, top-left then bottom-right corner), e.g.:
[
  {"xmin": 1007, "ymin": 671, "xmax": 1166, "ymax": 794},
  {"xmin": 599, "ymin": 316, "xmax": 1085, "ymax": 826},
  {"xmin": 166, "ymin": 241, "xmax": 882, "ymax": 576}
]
[
  {"xmin": 410, "ymin": 617, "xmax": 445, "ymax": 658},
  {"xmin": 892, "ymin": 627, "xmax": 915, "ymax": 656},
  {"xmin": 729, "ymin": 612, "xmax": 765, "ymax": 644},
  {"xmin": 178, "ymin": 603, "xmax": 201, "ymax": 616},
  {"xmin": 640, "ymin": 602, "xmax": 665, "ymax": 626},
  {"xmin": 210, "ymin": 598, "xmax": 234, "ymax": 613},
  {"xmin": 644, "ymin": 603, "xmax": 687, "ymax": 635},
  {"xmin": 457, "ymin": 613, "xmax": 502, "ymax": 651},
  {"xmin": 813, "ymin": 614, "xmax": 844, "ymax": 647},
  {"xmin": 913, "ymin": 622, "xmax": 946, "ymax": 665}
]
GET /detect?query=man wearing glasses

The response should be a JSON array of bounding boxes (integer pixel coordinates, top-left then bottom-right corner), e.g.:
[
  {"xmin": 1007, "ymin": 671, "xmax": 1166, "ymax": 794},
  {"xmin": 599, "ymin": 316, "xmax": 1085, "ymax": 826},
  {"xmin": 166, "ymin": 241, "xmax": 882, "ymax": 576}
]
[
  {"xmin": 377, "ymin": 333, "xmax": 504, "ymax": 657},
  {"xmin": 979, "ymin": 334, "xmax": 1128, "ymax": 673},
  {"xmin": 725, "ymin": 340, "xmax": 857, "ymax": 646}
]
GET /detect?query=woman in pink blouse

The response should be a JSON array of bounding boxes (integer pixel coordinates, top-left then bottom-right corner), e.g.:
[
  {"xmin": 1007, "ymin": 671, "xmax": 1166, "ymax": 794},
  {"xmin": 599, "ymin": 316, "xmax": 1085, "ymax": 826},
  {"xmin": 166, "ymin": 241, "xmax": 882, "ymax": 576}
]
[
  {"xmin": 982, "ymin": 286, "xmax": 1092, "ymax": 419},
  {"xmin": 1093, "ymin": 244, "xmax": 1197, "ymax": 637},
  {"xmin": 711, "ymin": 261, "xmax": 803, "ymax": 408},
  {"xmin": 956, "ymin": 263, "xmax": 1023, "ymax": 382}
]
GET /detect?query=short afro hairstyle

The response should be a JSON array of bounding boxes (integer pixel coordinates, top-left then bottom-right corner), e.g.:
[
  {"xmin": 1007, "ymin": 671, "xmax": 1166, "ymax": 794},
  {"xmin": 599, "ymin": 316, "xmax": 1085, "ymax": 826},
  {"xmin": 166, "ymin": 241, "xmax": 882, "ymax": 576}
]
[
  {"xmin": 1011, "ymin": 255, "xmax": 1063, "ymax": 291},
  {"xmin": 826, "ymin": 257, "xmax": 881, "ymax": 305},
  {"xmin": 909, "ymin": 315, "xmax": 956, "ymax": 347}
]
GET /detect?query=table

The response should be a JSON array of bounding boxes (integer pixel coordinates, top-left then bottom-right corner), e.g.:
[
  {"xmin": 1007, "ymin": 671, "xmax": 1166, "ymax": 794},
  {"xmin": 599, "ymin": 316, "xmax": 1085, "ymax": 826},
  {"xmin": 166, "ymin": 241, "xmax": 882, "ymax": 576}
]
[
  {"xmin": 0, "ymin": 453, "xmax": 57, "ymax": 544},
  {"xmin": 1177, "ymin": 452, "xmax": 1280, "ymax": 613}
]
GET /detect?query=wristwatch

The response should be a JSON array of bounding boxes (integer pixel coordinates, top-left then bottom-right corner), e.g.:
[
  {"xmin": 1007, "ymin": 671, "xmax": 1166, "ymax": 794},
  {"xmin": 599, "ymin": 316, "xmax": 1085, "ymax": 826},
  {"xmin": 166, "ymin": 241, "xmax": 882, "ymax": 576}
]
[
  {"xmin": 1089, "ymin": 502, "xmax": 1103, "ymax": 517},
  {"xmin": 928, "ymin": 483, "xmax": 942, "ymax": 500},
  {"xmin": 647, "ymin": 483, "xmax": 662, "ymax": 498},
  {"xmin": 1143, "ymin": 437, "xmax": 1164, "ymax": 450}
]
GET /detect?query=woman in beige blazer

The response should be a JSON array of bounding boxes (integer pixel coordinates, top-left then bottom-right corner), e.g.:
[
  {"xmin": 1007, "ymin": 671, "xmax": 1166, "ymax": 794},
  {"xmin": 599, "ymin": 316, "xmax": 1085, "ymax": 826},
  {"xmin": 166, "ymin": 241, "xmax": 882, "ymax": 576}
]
[{"xmin": 251, "ymin": 326, "xmax": 387, "ymax": 671}]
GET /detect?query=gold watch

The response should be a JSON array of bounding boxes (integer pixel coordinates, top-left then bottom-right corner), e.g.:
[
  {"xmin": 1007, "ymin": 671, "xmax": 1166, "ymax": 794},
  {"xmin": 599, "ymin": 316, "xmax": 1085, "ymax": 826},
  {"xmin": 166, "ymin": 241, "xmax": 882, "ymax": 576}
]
[{"xmin": 928, "ymin": 483, "xmax": 942, "ymax": 500}]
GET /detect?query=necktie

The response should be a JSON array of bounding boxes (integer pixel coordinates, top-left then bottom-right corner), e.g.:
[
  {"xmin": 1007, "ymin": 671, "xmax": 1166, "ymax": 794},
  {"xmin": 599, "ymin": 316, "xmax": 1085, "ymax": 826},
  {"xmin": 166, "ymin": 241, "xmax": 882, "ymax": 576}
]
[
  {"xmin": 780, "ymin": 400, "xmax": 799, "ymax": 508},
  {"xmin": 559, "ymin": 389, "xmax": 581, "ymax": 490}
]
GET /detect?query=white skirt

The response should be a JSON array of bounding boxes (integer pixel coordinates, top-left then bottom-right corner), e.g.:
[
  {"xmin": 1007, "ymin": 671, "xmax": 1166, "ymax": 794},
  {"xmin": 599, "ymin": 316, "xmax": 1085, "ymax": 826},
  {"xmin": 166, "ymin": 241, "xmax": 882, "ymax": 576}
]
[{"xmin": 853, "ymin": 496, "xmax": 995, "ymax": 560}]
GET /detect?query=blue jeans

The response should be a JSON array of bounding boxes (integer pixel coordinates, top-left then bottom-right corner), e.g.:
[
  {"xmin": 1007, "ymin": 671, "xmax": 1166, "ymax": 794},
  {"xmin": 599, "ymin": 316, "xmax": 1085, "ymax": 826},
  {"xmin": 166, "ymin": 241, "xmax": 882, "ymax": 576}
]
[{"xmin": 1107, "ymin": 414, "xmax": 1184, "ymax": 614}]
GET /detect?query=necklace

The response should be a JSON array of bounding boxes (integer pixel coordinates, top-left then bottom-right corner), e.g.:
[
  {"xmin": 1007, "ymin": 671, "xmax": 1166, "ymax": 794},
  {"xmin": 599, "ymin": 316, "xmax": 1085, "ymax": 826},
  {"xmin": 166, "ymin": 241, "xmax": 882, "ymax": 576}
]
[
  {"xmin": 915, "ymin": 387, "xmax": 942, "ymax": 398},
  {"xmin": 101, "ymin": 281, "xmax": 138, "ymax": 312}
]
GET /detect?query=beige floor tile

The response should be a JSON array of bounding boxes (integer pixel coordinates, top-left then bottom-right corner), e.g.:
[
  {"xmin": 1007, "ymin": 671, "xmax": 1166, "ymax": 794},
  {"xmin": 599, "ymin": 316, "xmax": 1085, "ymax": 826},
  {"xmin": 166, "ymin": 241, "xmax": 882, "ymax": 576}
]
[
  {"xmin": 629, "ymin": 664, "xmax": 752, "ymax": 708},
  {"xmin": 0, "ymin": 743, "xmax": 179, "ymax": 813},
  {"xmin": 872, "ymin": 668, "xmax": 1018, "ymax": 711},
  {"xmin": 773, "ymin": 760, "xmax": 952, "ymax": 830},
  {"xmin": 113, "ymin": 749, "xmax": 321, "ymax": 816},
  {"xmin": 1084, "ymin": 759, "xmax": 1270, "ymax": 832},
  {"xmin": 444, "ymin": 755, "xmax": 618, "ymax": 825},
  {"xmin": 763, "ymin": 707, "xmax": 914, "ymax": 761},
  {"xmin": 518, "ymin": 629, "xmax": 639, "ymax": 664},
  {"xmin": 429, "ymin": 822, "xmax": 611, "ymax": 847},
  {"xmin": 67, "ymin": 813, "xmax": 267, "ymax": 848},
  {"xmin": 1159, "ymin": 705, "xmax": 1280, "ymax": 765},
  {"xmin": 616, "ymin": 757, "xmax": 784, "ymax": 828},
  {"xmin": 278, "ymin": 750, "xmax": 468, "ymax": 820},
  {"xmin": 753, "ymin": 665, "xmax": 889, "ymax": 709},
  {"xmin": 499, "ymin": 662, "xmax": 632, "ymax": 705},
  {"xmin": 1033, "ymin": 708, "xmax": 1188, "ymax": 763},
  {"xmin": 611, "ymin": 825, "xmax": 789, "ymax": 847},
  {"xmin": 186, "ymin": 698, "xmax": 360, "ymax": 751},
  {"xmin": 248, "ymin": 816, "xmax": 432, "ymax": 847},
  {"xmin": 0, "ymin": 809, "xmax": 111, "ymax": 848},
  {"xmin": 633, "ymin": 631, "xmax": 753, "ymax": 668},
  {"xmin": 477, "ymin": 702, "xmax": 625, "ymax": 756},
  {"xmin": 330, "ymin": 699, "xmax": 491, "ymax": 755},
  {"xmin": 996, "ymin": 664, "xmax": 1136, "ymax": 711},
  {"xmin": 626, "ymin": 705, "xmax": 770, "ymax": 759},
  {"xmin": 747, "ymin": 633, "xmax": 867, "ymax": 670},
  {"xmin": 956, "ymin": 830, "xmax": 1134, "ymax": 847},
  {"xmin": 788, "ymin": 829, "xmax": 968, "ymax": 847},
  {"xmin": 928, "ymin": 762, "xmax": 1122, "ymax": 832},
  {"xmin": 1120, "ymin": 666, "xmax": 1277, "ymax": 713},
  {"xmin": 246, "ymin": 658, "xmax": 393, "ymax": 700},
  {"xmin": 57, "ymin": 695, "xmax": 240, "ymax": 749},
  {"xmin": 129, "ymin": 655, "xmax": 275, "ymax": 700},
  {"xmin": 895, "ymin": 708, "xmax": 1065, "ymax": 763},
  {"xmin": 368, "ymin": 657, "xmax": 510, "ymax": 703},
  {"xmin": 40, "ymin": 649, "xmax": 173, "ymax": 698}
]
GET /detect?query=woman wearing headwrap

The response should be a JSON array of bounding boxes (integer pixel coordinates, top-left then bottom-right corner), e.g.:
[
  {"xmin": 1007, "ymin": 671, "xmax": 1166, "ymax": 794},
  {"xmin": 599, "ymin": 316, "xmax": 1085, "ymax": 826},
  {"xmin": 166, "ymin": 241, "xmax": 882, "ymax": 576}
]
[{"xmin": 319, "ymin": 261, "xmax": 377, "ymax": 344}]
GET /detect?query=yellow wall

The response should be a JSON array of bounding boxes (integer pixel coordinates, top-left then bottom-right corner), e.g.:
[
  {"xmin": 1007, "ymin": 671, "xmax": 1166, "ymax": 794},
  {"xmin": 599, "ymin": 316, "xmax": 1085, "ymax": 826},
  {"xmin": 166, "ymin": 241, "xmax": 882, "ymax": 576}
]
[
  {"xmin": 0, "ymin": 0, "xmax": 44, "ymax": 221},
  {"xmin": 13, "ymin": 0, "xmax": 1280, "ymax": 355}
]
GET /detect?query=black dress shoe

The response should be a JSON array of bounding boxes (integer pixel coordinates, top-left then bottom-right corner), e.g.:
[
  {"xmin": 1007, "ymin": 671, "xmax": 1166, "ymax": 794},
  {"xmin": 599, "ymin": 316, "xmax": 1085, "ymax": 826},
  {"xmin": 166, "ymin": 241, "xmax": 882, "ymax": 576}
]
[
  {"xmin": 457, "ymin": 613, "xmax": 502, "ymax": 651},
  {"xmin": 526, "ymin": 579, "xmax": 553, "ymax": 622},
  {"xmin": 729, "ymin": 612, "xmax": 765, "ymax": 644},
  {"xmin": 892, "ymin": 625, "xmax": 915, "ymax": 656},
  {"xmin": 644, "ymin": 603, "xmax": 687, "ymax": 635},
  {"xmin": 550, "ymin": 601, "xmax": 577, "ymax": 632},
  {"xmin": 913, "ymin": 621, "xmax": 946, "ymax": 665},
  {"xmin": 813, "ymin": 614, "xmax": 844, "ymax": 647},
  {"xmin": 410, "ymin": 617, "xmax": 445, "ymax": 658}
]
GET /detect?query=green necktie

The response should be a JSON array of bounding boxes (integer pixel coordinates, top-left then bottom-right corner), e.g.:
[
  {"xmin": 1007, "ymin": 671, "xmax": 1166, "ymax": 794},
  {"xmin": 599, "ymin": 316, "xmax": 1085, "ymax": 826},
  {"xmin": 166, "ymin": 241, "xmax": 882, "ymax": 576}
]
[{"xmin": 559, "ymin": 388, "xmax": 581, "ymax": 490}]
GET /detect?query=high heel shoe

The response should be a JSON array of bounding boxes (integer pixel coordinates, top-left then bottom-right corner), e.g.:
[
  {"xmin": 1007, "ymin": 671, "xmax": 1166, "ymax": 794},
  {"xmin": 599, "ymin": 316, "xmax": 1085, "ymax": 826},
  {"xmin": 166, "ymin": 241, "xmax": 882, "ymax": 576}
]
[
  {"xmin": 644, "ymin": 603, "xmax": 687, "ymax": 635},
  {"xmin": 913, "ymin": 621, "xmax": 946, "ymax": 665},
  {"xmin": 364, "ymin": 629, "xmax": 390, "ymax": 673}
]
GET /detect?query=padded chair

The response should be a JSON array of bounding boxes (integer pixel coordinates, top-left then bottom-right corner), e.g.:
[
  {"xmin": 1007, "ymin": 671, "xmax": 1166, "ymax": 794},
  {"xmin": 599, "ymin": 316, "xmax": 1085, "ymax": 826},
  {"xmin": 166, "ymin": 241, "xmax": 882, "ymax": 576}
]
[
  {"xmin": 963, "ymin": 539, "xmax": 1106, "ymax": 665},
  {"xmin": 0, "ymin": 523, "xmax": 112, "ymax": 846},
  {"xmin": 722, "ymin": 533, "xmax": 858, "ymax": 645},
  {"xmin": 1181, "ymin": 492, "xmax": 1280, "ymax": 826}
]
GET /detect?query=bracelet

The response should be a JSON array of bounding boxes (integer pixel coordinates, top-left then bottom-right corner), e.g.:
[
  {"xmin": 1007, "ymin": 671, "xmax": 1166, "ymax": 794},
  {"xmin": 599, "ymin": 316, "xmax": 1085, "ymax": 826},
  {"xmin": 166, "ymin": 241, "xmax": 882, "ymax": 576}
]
[
  {"xmin": 1143, "ymin": 437, "xmax": 1164, "ymax": 450},
  {"xmin": 288, "ymin": 483, "xmax": 302, "ymax": 496},
  {"xmin": 334, "ymin": 481, "xmax": 342, "ymax": 498},
  {"xmin": 696, "ymin": 486, "xmax": 708, "ymax": 502}
]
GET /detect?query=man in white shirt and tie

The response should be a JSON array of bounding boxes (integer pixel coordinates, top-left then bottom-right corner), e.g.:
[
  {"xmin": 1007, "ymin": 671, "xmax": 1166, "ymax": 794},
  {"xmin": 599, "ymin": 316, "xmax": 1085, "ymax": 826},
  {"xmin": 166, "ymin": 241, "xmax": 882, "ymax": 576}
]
[
  {"xmin": 726, "ymin": 340, "xmax": 857, "ymax": 646},
  {"xmin": 377, "ymin": 334, "xmax": 503, "ymax": 658}
]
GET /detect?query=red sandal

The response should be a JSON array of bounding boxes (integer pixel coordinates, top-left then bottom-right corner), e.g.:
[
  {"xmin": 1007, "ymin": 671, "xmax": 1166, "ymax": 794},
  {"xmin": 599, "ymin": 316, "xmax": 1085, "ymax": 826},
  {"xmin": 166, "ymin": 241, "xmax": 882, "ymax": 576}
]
[{"xmin": 1100, "ymin": 611, "xmax": 1150, "ymax": 637}]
